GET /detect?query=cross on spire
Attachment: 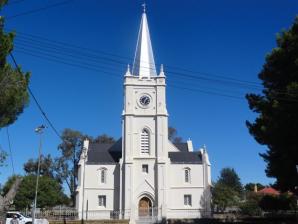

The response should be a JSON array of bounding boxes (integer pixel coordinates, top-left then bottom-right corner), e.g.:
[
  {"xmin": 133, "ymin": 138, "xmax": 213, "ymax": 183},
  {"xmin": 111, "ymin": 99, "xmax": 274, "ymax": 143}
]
[{"xmin": 142, "ymin": 3, "xmax": 146, "ymax": 13}]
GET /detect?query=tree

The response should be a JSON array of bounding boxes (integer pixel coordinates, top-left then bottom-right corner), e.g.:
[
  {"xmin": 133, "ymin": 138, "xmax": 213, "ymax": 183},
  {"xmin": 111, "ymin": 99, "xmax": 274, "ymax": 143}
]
[
  {"xmin": 244, "ymin": 183, "xmax": 265, "ymax": 192},
  {"xmin": 0, "ymin": 0, "xmax": 30, "ymax": 128},
  {"xmin": 57, "ymin": 128, "xmax": 85, "ymax": 207},
  {"xmin": 212, "ymin": 182, "xmax": 239, "ymax": 212},
  {"xmin": 0, "ymin": 175, "xmax": 22, "ymax": 196},
  {"xmin": 92, "ymin": 134, "xmax": 116, "ymax": 144},
  {"xmin": 217, "ymin": 167, "xmax": 243, "ymax": 196},
  {"xmin": 246, "ymin": 17, "xmax": 298, "ymax": 194},
  {"xmin": 13, "ymin": 175, "xmax": 68, "ymax": 210},
  {"xmin": 0, "ymin": 176, "xmax": 22, "ymax": 224},
  {"xmin": 212, "ymin": 167, "xmax": 243, "ymax": 211},
  {"xmin": 23, "ymin": 154, "xmax": 57, "ymax": 179},
  {"xmin": 168, "ymin": 126, "xmax": 183, "ymax": 143},
  {"xmin": 239, "ymin": 193, "xmax": 262, "ymax": 216},
  {"xmin": 0, "ymin": 149, "xmax": 7, "ymax": 169}
]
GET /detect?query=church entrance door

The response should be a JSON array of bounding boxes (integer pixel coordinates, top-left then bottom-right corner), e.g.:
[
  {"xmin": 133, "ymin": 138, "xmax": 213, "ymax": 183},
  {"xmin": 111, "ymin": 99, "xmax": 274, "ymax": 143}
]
[{"xmin": 138, "ymin": 197, "xmax": 152, "ymax": 217}]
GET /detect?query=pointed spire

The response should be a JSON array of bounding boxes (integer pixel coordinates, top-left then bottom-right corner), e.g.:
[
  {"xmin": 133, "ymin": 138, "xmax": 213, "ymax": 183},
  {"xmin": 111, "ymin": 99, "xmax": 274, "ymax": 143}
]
[
  {"xmin": 125, "ymin": 64, "xmax": 131, "ymax": 76},
  {"xmin": 132, "ymin": 6, "xmax": 157, "ymax": 78}
]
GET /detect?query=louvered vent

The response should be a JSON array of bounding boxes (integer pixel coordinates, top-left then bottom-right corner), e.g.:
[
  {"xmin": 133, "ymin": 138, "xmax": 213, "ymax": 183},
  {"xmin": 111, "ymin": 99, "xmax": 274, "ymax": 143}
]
[{"xmin": 140, "ymin": 129, "xmax": 150, "ymax": 154}]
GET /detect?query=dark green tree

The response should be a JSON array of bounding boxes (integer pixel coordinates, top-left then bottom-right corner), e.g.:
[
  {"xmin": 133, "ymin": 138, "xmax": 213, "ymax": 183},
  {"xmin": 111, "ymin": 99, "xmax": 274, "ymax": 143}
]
[
  {"xmin": 57, "ymin": 128, "xmax": 85, "ymax": 207},
  {"xmin": 14, "ymin": 175, "xmax": 68, "ymax": 209},
  {"xmin": 246, "ymin": 17, "xmax": 298, "ymax": 194},
  {"xmin": 217, "ymin": 167, "xmax": 243, "ymax": 196},
  {"xmin": 0, "ymin": 0, "xmax": 30, "ymax": 128}
]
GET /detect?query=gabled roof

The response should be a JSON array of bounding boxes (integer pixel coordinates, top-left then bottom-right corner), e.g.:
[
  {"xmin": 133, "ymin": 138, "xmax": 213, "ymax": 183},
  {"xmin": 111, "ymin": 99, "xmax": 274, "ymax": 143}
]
[
  {"xmin": 86, "ymin": 138, "xmax": 202, "ymax": 164},
  {"xmin": 173, "ymin": 143, "xmax": 189, "ymax": 152},
  {"xmin": 86, "ymin": 138, "xmax": 121, "ymax": 164}
]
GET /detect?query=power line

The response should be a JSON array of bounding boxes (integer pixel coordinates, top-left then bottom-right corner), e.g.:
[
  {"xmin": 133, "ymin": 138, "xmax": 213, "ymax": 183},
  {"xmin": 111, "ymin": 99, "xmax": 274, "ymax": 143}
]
[
  {"xmin": 8, "ymin": 29, "xmax": 262, "ymax": 87},
  {"xmin": 6, "ymin": 0, "xmax": 75, "ymax": 20},
  {"xmin": 168, "ymin": 84, "xmax": 244, "ymax": 100},
  {"xmin": 9, "ymin": 53, "xmax": 62, "ymax": 140},
  {"xmin": 6, "ymin": 127, "xmax": 15, "ymax": 175},
  {"xmin": 14, "ymin": 38, "xmax": 294, "ymax": 95},
  {"xmin": 6, "ymin": 29, "xmax": 296, "ymax": 102},
  {"xmin": 14, "ymin": 48, "xmax": 248, "ymax": 100},
  {"xmin": 13, "ymin": 44, "xmax": 298, "ymax": 103},
  {"xmin": 14, "ymin": 38, "xmax": 263, "ymax": 91}
]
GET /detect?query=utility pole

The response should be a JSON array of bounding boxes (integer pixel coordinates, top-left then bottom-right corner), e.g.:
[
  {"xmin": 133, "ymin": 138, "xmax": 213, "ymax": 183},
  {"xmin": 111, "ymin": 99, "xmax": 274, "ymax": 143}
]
[
  {"xmin": 81, "ymin": 146, "xmax": 87, "ymax": 224},
  {"xmin": 32, "ymin": 125, "xmax": 46, "ymax": 224}
]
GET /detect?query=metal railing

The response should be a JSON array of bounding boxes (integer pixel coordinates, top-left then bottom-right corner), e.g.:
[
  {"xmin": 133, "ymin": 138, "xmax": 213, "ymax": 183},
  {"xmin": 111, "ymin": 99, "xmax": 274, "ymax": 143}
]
[{"xmin": 20, "ymin": 208, "xmax": 210, "ymax": 221}]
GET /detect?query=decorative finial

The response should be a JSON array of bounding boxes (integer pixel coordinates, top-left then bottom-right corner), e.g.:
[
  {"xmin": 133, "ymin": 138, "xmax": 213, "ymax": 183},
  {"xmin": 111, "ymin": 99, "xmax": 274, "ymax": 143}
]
[
  {"xmin": 125, "ymin": 64, "xmax": 131, "ymax": 76},
  {"xmin": 159, "ymin": 64, "xmax": 165, "ymax": 77},
  {"xmin": 142, "ymin": 3, "xmax": 146, "ymax": 13}
]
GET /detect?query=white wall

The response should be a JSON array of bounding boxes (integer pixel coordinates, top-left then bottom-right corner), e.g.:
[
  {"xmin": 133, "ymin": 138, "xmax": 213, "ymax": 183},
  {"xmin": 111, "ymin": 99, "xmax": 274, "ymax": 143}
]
[
  {"xmin": 168, "ymin": 163, "xmax": 208, "ymax": 216},
  {"xmin": 78, "ymin": 163, "xmax": 120, "ymax": 219}
]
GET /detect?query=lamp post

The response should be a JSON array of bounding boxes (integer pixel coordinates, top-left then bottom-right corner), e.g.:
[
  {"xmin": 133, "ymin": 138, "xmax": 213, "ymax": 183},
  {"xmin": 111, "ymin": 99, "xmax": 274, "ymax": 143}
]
[
  {"xmin": 32, "ymin": 125, "xmax": 46, "ymax": 224},
  {"xmin": 81, "ymin": 146, "xmax": 87, "ymax": 224}
]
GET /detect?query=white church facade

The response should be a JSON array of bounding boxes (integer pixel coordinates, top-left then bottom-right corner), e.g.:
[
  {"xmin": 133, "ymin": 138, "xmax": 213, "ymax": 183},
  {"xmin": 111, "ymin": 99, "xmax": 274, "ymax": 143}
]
[{"xmin": 76, "ymin": 8, "xmax": 211, "ymax": 222}]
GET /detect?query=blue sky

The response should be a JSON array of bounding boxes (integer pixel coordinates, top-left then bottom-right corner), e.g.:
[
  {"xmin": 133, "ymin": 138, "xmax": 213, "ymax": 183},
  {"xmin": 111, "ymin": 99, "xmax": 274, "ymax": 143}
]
[{"xmin": 1, "ymin": 0, "xmax": 298, "ymax": 188}]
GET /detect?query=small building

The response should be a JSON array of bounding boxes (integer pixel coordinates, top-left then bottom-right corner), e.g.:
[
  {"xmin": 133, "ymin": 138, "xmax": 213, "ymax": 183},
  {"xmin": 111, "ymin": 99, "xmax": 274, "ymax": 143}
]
[{"xmin": 76, "ymin": 7, "xmax": 212, "ymax": 223}]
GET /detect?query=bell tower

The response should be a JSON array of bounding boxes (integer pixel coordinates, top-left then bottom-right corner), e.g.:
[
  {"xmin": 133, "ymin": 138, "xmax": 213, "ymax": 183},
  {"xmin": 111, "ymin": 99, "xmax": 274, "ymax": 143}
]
[{"xmin": 119, "ymin": 7, "xmax": 169, "ymax": 221}]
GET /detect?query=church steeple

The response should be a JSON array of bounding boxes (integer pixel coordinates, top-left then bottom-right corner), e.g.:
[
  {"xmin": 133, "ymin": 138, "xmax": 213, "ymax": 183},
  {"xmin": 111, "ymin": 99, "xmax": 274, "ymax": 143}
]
[{"xmin": 132, "ymin": 5, "xmax": 157, "ymax": 78}]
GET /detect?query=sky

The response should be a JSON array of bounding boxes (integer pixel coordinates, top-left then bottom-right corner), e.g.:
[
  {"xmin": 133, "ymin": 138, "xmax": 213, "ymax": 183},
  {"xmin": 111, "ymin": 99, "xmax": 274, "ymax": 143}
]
[{"xmin": 1, "ymin": 0, "xmax": 298, "ymax": 189}]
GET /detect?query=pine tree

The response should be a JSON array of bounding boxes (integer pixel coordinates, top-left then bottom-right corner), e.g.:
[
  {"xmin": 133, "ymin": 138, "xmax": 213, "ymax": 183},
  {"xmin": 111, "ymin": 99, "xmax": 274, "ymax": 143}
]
[
  {"xmin": 0, "ymin": 0, "xmax": 30, "ymax": 128},
  {"xmin": 246, "ymin": 17, "xmax": 298, "ymax": 194}
]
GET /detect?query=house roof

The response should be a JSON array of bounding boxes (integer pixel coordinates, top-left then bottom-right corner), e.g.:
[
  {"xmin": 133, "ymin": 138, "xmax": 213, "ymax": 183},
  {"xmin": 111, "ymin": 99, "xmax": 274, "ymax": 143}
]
[
  {"xmin": 257, "ymin": 187, "xmax": 280, "ymax": 195},
  {"xmin": 86, "ymin": 138, "xmax": 202, "ymax": 164}
]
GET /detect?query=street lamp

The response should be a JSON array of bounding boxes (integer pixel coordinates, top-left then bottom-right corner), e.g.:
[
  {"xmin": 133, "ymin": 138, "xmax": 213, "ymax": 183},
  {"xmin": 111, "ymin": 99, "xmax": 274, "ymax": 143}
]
[{"xmin": 32, "ymin": 125, "xmax": 46, "ymax": 224}]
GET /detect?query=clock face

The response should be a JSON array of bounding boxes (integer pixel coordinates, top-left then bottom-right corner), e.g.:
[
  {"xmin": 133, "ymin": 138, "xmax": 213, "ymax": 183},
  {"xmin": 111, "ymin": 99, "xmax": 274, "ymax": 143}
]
[{"xmin": 139, "ymin": 95, "xmax": 150, "ymax": 106}]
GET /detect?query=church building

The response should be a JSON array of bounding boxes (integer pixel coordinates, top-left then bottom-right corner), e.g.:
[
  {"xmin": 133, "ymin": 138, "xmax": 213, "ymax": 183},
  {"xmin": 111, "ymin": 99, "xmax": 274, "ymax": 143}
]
[{"xmin": 76, "ymin": 8, "xmax": 211, "ymax": 222}]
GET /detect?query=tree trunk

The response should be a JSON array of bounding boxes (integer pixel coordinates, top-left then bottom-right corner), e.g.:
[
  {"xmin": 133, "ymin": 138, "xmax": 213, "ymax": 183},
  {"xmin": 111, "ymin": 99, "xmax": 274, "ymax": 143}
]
[{"xmin": 0, "ymin": 178, "xmax": 22, "ymax": 224}]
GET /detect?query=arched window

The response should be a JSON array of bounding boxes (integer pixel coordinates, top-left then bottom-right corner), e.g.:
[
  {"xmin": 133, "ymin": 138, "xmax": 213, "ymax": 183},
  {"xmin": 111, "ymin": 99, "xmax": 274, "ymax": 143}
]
[
  {"xmin": 184, "ymin": 168, "xmax": 191, "ymax": 183},
  {"xmin": 99, "ymin": 168, "xmax": 107, "ymax": 184},
  {"xmin": 140, "ymin": 129, "xmax": 150, "ymax": 154}
]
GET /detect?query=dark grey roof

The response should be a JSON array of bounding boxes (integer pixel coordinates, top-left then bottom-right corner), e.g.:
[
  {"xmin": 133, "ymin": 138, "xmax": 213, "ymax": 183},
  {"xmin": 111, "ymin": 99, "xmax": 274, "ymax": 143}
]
[
  {"xmin": 87, "ymin": 138, "xmax": 122, "ymax": 164},
  {"xmin": 173, "ymin": 143, "xmax": 189, "ymax": 152},
  {"xmin": 168, "ymin": 152, "xmax": 202, "ymax": 164},
  {"xmin": 86, "ymin": 138, "xmax": 201, "ymax": 164}
]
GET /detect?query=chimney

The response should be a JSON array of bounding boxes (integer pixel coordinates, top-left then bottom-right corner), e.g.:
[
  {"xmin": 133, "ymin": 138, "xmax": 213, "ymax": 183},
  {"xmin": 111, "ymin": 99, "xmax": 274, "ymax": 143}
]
[
  {"xmin": 187, "ymin": 139, "xmax": 193, "ymax": 152},
  {"xmin": 254, "ymin": 184, "xmax": 258, "ymax": 193}
]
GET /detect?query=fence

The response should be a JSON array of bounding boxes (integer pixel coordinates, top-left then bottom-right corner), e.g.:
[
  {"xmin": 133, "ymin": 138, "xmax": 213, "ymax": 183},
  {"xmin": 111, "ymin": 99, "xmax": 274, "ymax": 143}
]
[
  {"xmin": 21, "ymin": 209, "xmax": 78, "ymax": 221},
  {"xmin": 20, "ymin": 208, "xmax": 210, "ymax": 221}
]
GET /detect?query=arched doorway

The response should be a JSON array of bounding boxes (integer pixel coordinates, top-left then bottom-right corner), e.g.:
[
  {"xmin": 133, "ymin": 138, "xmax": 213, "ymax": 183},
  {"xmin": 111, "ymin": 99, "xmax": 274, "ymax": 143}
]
[{"xmin": 138, "ymin": 197, "xmax": 152, "ymax": 217}]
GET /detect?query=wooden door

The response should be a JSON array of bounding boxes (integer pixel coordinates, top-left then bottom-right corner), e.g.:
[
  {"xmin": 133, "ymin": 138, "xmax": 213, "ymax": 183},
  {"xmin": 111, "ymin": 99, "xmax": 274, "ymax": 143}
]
[{"xmin": 139, "ymin": 197, "xmax": 151, "ymax": 217}]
